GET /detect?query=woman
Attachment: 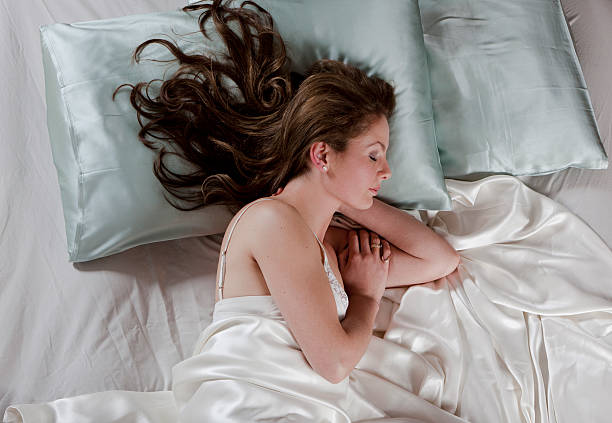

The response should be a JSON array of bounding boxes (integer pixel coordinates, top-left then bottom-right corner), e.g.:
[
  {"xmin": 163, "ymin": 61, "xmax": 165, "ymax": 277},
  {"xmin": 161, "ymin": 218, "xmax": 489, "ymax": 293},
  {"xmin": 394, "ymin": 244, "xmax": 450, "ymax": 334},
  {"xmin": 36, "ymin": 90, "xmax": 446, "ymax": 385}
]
[{"xmin": 116, "ymin": 0, "xmax": 460, "ymax": 420}]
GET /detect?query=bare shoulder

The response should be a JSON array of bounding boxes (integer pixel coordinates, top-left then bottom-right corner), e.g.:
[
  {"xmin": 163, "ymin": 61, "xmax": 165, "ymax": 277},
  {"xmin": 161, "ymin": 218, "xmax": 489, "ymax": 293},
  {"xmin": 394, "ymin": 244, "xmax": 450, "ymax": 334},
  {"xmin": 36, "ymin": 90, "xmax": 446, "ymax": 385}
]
[
  {"xmin": 236, "ymin": 198, "xmax": 310, "ymax": 245},
  {"xmin": 223, "ymin": 198, "xmax": 298, "ymax": 250},
  {"xmin": 231, "ymin": 197, "xmax": 325, "ymax": 273}
]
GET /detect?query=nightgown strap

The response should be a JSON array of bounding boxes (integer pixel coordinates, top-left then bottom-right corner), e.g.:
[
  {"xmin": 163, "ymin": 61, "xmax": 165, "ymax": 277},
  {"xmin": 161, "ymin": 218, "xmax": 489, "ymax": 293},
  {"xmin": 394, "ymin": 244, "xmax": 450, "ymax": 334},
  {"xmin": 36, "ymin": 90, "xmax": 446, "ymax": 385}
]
[
  {"xmin": 218, "ymin": 197, "xmax": 275, "ymax": 301},
  {"xmin": 217, "ymin": 197, "xmax": 326, "ymax": 301}
]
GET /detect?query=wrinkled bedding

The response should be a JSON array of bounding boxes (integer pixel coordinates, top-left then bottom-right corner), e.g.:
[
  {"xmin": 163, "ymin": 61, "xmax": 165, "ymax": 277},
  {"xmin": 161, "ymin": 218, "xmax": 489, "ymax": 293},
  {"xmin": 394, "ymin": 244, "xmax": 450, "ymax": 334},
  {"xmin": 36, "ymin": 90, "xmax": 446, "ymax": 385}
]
[{"xmin": 6, "ymin": 175, "xmax": 612, "ymax": 422}]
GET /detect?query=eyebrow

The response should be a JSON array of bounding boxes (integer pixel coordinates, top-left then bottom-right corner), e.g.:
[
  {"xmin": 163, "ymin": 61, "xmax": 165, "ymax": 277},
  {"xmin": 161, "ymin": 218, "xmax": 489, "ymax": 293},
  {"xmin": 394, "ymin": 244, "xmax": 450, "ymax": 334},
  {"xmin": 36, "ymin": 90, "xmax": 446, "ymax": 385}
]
[{"xmin": 368, "ymin": 141, "xmax": 388, "ymax": 153}]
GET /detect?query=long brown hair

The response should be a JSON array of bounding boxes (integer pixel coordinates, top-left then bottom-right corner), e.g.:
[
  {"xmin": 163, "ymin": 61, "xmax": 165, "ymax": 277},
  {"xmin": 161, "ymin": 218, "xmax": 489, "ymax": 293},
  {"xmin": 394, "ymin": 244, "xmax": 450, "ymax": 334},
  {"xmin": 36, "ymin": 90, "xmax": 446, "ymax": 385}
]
[{"xmin": 113, "ymin": 0, "xmax": 395, "ymax": 216}]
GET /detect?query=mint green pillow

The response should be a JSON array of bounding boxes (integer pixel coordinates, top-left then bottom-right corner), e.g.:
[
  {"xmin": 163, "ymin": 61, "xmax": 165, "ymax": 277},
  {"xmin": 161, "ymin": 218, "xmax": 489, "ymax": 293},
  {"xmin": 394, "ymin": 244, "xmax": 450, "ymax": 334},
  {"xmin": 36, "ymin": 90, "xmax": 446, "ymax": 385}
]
[
  {"xmin": 41, "ymin": 0, "xmax": 450, "ymax": 262},
  {"xmin": 420, "ymin": 0, "xmax": 608, "ymax": 179}
]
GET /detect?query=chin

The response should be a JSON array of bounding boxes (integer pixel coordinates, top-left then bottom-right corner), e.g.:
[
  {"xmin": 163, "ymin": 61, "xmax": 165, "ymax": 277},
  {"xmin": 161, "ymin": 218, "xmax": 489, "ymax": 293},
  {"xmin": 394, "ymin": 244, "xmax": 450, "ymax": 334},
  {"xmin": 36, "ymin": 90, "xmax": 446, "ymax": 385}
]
[
  {"xmin": 359, "ymin": 192, "xmax": 375, "ymax": 209},
  {"xmin": 340, "ymin": 191, "xmax": 375, "ymax": 211}
]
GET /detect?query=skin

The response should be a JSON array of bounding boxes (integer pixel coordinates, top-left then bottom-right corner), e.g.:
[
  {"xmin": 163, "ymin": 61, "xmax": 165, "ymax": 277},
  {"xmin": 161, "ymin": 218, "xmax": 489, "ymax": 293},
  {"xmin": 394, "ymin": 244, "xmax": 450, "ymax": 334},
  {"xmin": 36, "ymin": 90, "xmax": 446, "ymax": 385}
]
[
  {"xmin": 271, "ymin": 114, "xmax": 392, "ymax": 244},
  {"xmin": 217, "ymin": 112, "xmax": 459, "ymax": 302},
  {"xmin": 216, "ymin": 113, "xmax": 393, "ymax": 302}
]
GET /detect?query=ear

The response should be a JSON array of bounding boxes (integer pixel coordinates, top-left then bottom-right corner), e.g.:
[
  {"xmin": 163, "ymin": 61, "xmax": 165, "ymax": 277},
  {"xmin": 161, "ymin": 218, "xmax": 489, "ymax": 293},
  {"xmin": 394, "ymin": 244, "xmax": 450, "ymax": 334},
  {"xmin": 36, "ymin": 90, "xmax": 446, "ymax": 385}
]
[{"xmin": 309, "ymin": 141, "xmax": 329, "ymax": 171}]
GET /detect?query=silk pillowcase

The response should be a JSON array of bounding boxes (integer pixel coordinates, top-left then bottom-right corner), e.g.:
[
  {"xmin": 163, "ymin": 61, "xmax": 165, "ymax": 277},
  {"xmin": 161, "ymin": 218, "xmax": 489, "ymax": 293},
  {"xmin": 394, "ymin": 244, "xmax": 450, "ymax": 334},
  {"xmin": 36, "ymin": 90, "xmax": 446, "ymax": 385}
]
[
  {"xmin": 41, "ymin": 0, "xmax": 450, "ymax": 262},
  {"xmin": 419, "ymin": 0, "xmax": 608, "ymax": 179}
]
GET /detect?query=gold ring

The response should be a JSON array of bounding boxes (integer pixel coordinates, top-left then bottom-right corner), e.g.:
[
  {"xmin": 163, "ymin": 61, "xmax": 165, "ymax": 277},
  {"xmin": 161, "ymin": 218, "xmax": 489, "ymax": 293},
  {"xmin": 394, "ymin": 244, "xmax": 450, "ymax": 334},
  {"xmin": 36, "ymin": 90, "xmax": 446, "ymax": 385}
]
[{"xmin": 370, "ymin": 243, "xmax": 382, "ymax": 248}]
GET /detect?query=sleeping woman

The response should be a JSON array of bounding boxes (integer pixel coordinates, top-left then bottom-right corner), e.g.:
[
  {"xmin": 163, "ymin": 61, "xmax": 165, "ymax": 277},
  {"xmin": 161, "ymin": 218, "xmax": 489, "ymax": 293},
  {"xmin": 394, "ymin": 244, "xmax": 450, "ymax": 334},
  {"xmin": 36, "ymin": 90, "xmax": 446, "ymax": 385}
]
[{"xmin": 114, "ymin": 0, "xmax": 460, "ymax": 420}]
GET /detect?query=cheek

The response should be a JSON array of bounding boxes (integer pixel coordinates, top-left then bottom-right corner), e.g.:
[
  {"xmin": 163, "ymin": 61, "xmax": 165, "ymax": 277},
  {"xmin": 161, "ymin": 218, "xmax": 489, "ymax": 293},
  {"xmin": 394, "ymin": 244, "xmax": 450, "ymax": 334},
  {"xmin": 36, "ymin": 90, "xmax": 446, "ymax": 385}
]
[
  {"xmin": 331, "ymin": 158, "xmax": 372, "ymax": 197},
  {"xmin": 338, "ymin": 166, "xmax": 369, "ymax": 188}
]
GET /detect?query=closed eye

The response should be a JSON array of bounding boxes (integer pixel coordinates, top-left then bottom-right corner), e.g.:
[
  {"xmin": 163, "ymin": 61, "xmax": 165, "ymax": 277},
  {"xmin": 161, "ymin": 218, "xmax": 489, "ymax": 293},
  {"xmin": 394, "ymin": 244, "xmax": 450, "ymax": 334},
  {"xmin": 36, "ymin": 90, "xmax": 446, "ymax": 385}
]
[{"xmin": 369, "ymin": 155, "xmax": 377, "ymax": 162}]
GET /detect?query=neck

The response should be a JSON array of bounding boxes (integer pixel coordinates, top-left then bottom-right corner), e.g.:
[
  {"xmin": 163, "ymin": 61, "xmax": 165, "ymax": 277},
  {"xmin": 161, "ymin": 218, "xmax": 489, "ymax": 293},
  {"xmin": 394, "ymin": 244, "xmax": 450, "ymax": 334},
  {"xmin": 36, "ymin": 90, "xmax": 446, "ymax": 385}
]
[{"xmin": 271, "ymin": 172, "xmax": 339, "ymax": 242}]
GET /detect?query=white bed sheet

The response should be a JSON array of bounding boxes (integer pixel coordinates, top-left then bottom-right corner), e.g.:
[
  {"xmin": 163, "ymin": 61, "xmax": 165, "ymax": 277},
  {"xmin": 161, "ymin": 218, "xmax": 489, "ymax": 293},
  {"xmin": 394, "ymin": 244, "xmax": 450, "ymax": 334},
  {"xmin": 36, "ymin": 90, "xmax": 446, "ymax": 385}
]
[{"xmin": 1, "ymin": 0, "xmax": 611, "ymax": 418}]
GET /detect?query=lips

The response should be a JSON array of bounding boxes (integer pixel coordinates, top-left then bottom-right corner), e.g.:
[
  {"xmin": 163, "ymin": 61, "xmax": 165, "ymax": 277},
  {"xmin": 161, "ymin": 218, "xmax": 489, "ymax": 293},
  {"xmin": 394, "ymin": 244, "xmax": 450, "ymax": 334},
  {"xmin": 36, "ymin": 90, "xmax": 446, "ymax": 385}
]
[{"xmin": 369, "ymin": 186, "xmax": 380, "ymax": 194}]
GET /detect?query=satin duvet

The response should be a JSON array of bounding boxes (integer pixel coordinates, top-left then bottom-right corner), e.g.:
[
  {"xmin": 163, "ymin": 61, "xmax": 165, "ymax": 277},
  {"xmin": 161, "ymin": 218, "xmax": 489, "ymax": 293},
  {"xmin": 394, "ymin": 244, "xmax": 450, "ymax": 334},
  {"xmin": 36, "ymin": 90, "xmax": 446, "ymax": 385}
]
[{"xmin": 6, "ymin": 175, "xmax": 612, "ymax": 422}]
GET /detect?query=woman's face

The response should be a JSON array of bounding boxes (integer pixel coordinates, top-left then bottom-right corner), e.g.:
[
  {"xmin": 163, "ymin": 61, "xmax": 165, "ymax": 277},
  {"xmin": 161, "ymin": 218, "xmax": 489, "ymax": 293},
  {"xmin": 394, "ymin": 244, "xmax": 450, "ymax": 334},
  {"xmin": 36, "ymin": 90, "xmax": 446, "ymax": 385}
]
[{"xmin": 330, "ymin": 115, "xmax": 392, "ymax": 209}]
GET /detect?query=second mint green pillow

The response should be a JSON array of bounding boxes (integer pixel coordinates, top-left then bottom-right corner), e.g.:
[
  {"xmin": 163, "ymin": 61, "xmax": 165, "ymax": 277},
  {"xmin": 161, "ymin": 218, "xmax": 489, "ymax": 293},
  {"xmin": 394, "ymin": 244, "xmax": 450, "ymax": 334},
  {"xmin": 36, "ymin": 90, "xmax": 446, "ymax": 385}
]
[{"xmin": 420, "ymin": 0, "xmax": 608, "ymax": 179}]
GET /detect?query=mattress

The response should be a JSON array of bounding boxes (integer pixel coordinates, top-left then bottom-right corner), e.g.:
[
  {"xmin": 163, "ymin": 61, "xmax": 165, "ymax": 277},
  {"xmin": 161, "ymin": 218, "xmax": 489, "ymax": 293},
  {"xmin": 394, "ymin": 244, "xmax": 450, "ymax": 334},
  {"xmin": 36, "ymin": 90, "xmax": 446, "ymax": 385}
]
[{"xmin": 1, "ymin": 0, "xmax": 611, "ymax": 418}]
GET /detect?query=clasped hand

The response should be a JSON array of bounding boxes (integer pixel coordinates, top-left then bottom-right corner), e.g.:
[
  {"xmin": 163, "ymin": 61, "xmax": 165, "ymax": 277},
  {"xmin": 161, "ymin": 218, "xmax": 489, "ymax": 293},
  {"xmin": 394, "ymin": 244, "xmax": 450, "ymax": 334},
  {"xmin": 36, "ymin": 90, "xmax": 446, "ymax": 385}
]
[{"xmin": 337, "ymin": 229, "xmax": 390, "ymax": 304}]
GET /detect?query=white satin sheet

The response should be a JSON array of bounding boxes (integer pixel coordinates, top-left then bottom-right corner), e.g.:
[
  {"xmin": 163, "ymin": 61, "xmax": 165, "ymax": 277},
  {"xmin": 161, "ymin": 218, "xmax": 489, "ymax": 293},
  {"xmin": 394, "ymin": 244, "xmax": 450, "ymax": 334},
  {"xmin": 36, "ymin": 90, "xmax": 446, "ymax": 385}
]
[{"xmin": 5, "ymin": 175, "xmax": 612, "ymax": 422}]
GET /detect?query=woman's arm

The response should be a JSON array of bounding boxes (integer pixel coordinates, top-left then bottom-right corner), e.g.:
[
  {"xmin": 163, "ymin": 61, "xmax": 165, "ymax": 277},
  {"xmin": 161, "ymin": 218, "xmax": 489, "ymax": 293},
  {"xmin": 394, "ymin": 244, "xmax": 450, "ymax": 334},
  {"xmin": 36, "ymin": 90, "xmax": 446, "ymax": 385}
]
[{"xmin": 338, "ymin": 198, "xmax": 459, "ymax": 288}]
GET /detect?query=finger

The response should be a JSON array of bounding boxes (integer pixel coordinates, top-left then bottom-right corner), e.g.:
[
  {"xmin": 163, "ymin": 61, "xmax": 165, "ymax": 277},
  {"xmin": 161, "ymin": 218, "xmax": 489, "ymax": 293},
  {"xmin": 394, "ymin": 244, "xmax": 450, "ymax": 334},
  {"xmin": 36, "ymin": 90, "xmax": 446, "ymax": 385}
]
[
  {"xmin": 359, "ymin": 229, "xmax": 370, "ymax": 253},
  {"xmin": 382, "ymin": 240, "xmax": 391, "ymax": 264},
  {"xmin": 339, "ymin": 246, "xmax": 348, "ymax": 268},
  {"xmin": 370, "ymin": 233, "xmax": 380, "ymax": 256},
  {"xmin": 348, "ymin": 230, "xmax": 359, "ymax": 256}
]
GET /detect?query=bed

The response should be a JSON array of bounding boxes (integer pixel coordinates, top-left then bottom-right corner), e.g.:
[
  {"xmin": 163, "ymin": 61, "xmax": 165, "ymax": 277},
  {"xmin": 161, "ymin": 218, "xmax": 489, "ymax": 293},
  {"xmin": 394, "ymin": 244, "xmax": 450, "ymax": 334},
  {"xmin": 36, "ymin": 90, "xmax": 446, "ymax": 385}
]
[{"xmin": 2, "ymin": 0, "xmax": 612, "ymax": 422}]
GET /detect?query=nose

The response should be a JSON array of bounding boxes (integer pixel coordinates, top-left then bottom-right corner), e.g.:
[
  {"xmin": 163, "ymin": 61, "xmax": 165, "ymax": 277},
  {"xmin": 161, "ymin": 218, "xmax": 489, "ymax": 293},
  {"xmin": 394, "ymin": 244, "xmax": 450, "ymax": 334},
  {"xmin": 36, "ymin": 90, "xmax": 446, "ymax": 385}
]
[{"xmin": 380, "ymin": 159, "xmax": 392, "ymax": 180}]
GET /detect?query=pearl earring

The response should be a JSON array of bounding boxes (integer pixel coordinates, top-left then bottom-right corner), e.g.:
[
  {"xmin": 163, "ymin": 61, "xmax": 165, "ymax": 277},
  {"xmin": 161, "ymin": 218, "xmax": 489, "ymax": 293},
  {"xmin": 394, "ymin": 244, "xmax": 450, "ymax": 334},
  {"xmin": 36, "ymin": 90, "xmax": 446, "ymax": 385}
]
[{"xmin": 318, "ymin": 155, "xmax": 327, "ymax": 172}]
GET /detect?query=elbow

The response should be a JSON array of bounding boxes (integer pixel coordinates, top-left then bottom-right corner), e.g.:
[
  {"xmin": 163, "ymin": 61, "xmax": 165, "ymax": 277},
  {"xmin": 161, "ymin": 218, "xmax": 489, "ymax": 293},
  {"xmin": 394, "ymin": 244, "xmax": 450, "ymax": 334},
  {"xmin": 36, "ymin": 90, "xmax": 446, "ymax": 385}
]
[
  {"xmin": 428, "ymin": 248, "xmax": 460, "ymax": 281},
  {"xmin": 326, "ymin": 364, "xmax": 348, "ymax": 385},
  {"xmin": 307, "ymin": 340, "xmax": 349, "ymax": 384},
  {"xmin": 441, "ymin": 250, "xmax": 460, "ymax": 277},
  {"xmin": 317, "ymin": 358, "xmax": 348, "ymax": 385}
]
